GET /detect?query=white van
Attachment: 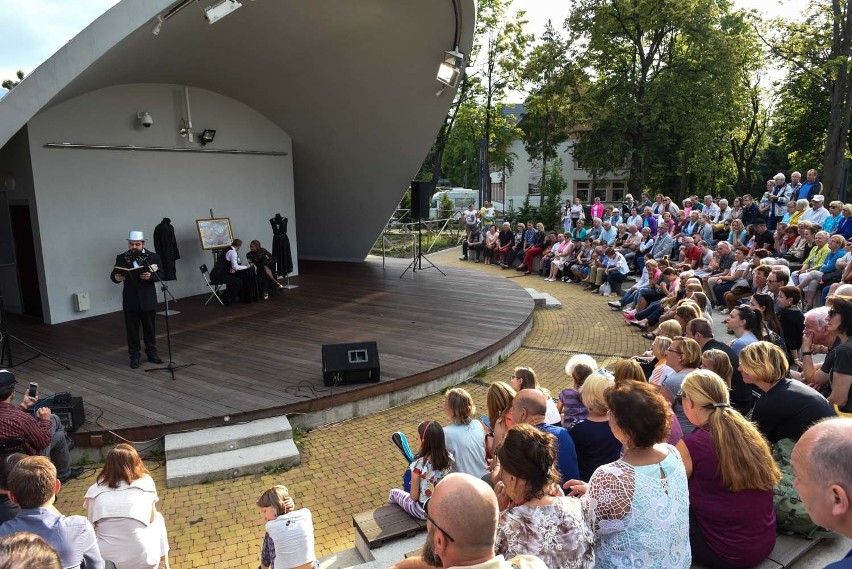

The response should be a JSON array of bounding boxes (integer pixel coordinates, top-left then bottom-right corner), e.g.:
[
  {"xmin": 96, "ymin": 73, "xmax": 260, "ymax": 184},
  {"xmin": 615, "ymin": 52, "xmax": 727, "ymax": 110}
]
[{"xmin": 429, "ymin": 188, "xmax": 479, "ymax": 219}]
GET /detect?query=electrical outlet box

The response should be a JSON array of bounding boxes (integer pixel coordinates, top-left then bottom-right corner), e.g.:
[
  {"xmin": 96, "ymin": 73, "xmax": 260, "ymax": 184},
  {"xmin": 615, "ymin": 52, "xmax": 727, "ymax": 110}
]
[{"xmin": 73, "ymin": 291, "xmax": 90, "ymax": 311}]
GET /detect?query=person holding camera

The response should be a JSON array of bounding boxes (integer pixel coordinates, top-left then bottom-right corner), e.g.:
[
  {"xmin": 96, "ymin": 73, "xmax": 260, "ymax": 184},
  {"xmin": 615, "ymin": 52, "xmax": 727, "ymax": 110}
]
[
  {"xmin": 0, "ymin": 370, "xmax": 81, "ymax": 483},
  {"xmin": 110, "ymin": 231, "xmax": 163, "ymax": 369}
]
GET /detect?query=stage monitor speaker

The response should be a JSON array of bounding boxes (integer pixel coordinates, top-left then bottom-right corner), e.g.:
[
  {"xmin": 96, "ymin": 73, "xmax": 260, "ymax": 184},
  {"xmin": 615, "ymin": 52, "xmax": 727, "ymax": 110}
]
[
  {"xmin": 322, "ymin": 342, "xmax": 380, "ymax": 386},
  {"xmin": 46, "ymin": 397, "xmax": 85, "ymax": 432},
  {"xmin": 410, "ymin": 181, "xmax": 434, "ymax": 220}
]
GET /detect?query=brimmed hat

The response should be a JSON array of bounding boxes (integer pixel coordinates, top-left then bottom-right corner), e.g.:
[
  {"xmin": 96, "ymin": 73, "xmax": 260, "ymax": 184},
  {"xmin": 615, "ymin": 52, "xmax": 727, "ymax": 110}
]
[
  {"xmin": 128, "ymin": 230, "xmax": 145, "ymax": 241},
  {"xmin": 0, "ymin": 370, "xmax": 16, "ymax": 388},
  {"xmin": 812, "ymin": 195, "xmax": 825, "ymax": 203}
]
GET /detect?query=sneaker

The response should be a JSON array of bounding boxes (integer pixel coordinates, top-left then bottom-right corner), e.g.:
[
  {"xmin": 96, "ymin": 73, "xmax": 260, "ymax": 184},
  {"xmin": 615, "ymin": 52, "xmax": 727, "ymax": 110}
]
[
  {"xmin": 458, "ymin": 256, "xmax": 467, "ymax": 261},
  {"xmin": 623, "ymin": 311, "xmax": 636, "ymax": 322},
  {"xmin": 475, "ymin": 259, "xmax": 480, "ymax": 263},
  {"xmin": 607, "ymin": 301, "xmax": 621, "ymax": 308},
  {"xmin": 719, "ymin": 308, "xmax": 729, "ymax": 315}
]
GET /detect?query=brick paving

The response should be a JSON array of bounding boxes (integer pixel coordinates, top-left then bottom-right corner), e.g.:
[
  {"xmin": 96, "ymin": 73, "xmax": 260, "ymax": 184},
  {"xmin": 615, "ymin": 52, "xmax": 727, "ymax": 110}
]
[{"xmin": 53, "ymin": 247, "xmax": 647, "ymax": 568}]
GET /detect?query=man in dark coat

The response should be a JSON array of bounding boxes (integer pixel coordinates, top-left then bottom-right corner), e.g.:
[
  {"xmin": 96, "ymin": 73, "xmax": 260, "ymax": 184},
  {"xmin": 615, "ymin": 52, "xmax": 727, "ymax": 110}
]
[{"xmin": 110, "ymin": 231, "xmax": 163, "ymax": 368}]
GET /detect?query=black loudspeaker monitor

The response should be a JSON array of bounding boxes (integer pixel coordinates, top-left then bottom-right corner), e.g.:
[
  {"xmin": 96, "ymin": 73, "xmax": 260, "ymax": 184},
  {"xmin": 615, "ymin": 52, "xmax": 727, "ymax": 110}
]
[
  {"xmin": 322, "ymin": 342, "xmax": 380, "ymax": 386},
  {"xmin": 47, "ymin": 397, "xmax": 86, "ymax": 432},
  {"xmin": 410, "ymin": 181, "xmax": 434, "ymax": 220}
]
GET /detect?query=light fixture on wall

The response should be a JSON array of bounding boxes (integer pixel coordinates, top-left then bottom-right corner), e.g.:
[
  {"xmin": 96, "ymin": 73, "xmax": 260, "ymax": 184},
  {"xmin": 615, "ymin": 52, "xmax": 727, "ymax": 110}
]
[
  {"xmin": 200, "ymin": 129, "xmax": 217, "ymax": 146},
  {"xmin": 136, "ymin": 111, "xmax": 154, "ymax": 128},
  {"xmin": 202, "ymin": 0, "xmax": 243, "ymax": 24},
  {"xmin": 151, "ymin": 15, "xmax": 164, "ymax": 35},
  {"xmin": 437, "ymin": 49, "xmax": 465, "ymax": 89}
]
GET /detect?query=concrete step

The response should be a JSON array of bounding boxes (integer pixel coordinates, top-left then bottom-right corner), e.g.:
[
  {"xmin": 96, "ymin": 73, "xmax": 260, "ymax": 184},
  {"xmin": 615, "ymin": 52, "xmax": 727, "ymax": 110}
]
[
  {"xmin": 165, "ymin": 438, "xmax": 300, "ymax": 488},
  {"xmin": 164, "ymin": 415, "xmax": 293, "ymax": 460},
  {"xmin": 524, "ymin": 288, "xmax": 562, "ymax": 309}
]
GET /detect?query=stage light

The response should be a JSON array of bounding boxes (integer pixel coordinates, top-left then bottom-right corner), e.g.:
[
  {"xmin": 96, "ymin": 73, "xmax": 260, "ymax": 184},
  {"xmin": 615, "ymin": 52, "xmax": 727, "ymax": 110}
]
[
  {"xmin": 203, "ymin": 0, "xmax": 243, "ymax": 24},
  {"xmin": 200, "ymin": 129, "xmax": 217, "ymax": 145},
  {"xmin": 151, "ymin": 15, "xmax": 164, "ymax": 35},
  {"xmin": 437, "ymin": 50, "xmax": 464, "ymax": 89}
]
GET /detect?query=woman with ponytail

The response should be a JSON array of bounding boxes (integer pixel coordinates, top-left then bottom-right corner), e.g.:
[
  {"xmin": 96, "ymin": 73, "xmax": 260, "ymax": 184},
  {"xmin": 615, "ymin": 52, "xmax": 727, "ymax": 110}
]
[{"xmin": 675, "ymin": 370, "xmax": 780, "ymax": 569}]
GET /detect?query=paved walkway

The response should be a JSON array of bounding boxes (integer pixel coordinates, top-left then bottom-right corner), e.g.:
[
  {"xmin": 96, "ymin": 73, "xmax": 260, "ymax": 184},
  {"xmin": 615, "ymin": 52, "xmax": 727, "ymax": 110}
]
[{"xmin": 51, "ymin": 248, "xmax": 849, "ymax": 568}]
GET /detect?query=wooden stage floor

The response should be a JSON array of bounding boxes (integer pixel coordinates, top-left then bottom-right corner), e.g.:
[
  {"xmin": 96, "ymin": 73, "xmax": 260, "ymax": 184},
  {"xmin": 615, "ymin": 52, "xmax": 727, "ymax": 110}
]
[{"xmin": 2, "ymin": 258, "xmax": 533, "ymax": 442}]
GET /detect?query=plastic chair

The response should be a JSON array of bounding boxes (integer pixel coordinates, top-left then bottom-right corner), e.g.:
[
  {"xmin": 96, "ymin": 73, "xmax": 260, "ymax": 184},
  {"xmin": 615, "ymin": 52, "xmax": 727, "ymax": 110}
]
[{"xmin": 200, "ymin": 264, "xmax": 224, "ymax": 306}]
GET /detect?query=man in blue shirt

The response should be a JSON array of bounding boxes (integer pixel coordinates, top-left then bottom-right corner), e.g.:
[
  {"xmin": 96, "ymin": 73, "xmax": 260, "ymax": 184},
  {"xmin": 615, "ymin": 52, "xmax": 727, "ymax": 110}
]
[
  {"xmin": 0, "ymin": 456, "xmax": 104, "ymax": 569},
  {"xmin": 511, "ymin": 389, "xmax": 580, "ymax": 485},
  {"xmin": 792, "ymin": 418, "xmax": 852, "ymax": 569}
]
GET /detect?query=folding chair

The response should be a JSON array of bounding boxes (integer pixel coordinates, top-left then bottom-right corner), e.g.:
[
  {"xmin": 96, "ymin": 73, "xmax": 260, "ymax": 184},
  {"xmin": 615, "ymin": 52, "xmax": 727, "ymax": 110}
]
[{"xmin": 200, "ymin": 264, "xmax": 224, "ymax": 306}]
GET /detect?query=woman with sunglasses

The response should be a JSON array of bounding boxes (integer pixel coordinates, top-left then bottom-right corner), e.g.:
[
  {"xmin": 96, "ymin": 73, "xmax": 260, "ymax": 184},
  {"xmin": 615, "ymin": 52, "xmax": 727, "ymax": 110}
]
[
  {"xmin": 494, "ymin": 424, "xmax": 595, "ymax": 569},
  {"xmin": 675, "ymin": 370, "xmax": 779, "ymax": 569},
  {"xmin": 660, "ymin": 337, "xmax": 702, "ymax": 435},
  {"xmin": 564, "ymin": 381, "xmax": 690, "ymax": 569},
  {"xmin": 825, "ymin": 296, "xmax": 852, "ymax": 414},
  {"xmin": 739, "ymin": 341, "xmax": 834, "ymax": 444}
]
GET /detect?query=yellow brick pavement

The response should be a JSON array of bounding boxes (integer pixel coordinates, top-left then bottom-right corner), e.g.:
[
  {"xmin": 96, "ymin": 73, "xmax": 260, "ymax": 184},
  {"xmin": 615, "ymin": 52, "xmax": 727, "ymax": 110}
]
[{"xmin": 53, "ymin": 248, "xmax": 646, "ymax": 568}]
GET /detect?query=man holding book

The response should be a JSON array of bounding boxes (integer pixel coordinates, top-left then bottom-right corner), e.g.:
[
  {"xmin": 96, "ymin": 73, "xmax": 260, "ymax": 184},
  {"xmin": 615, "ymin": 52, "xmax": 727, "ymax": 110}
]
[{"xmin": 110, "ymin": 231, "xmax": 164, "ymax": 369}]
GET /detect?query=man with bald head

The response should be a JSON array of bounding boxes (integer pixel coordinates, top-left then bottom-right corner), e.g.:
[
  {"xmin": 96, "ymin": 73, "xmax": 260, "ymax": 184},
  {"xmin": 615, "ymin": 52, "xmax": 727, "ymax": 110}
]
[
  {"xmin": 390, "ymin": 473, "xmax": 546, "ymax": 569},
  {"xmin": 792, "ymin": 418, "xmax": 852, "ymax": 568},
  {"xmin": 511, "ymin": 389, "xmax": 579, "ymax": 485}
]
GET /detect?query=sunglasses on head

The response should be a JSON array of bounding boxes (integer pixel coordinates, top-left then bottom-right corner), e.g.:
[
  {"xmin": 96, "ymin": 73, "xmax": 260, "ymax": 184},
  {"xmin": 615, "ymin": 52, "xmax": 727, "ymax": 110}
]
[{"xmin": 423, "ymin": 498, "xmax": 455, "ymax": 542}]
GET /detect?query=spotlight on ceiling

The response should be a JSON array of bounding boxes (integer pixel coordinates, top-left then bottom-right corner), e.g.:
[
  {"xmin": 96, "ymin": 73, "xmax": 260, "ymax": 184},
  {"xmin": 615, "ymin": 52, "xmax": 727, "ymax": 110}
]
[
  {"xmin": 203, "ymin": 0, "xmax": 242, "ymax": 24},
  {"xmin": 200, "ymin": 129, "xmax": 217, "ymax": 146},
  {"xmin": 151, "ymin": 15, "xmax": 164, "ymax": 35},
  {"xmin": 437, "ymin": 49, "xmax": 465, "ymax": 89}
]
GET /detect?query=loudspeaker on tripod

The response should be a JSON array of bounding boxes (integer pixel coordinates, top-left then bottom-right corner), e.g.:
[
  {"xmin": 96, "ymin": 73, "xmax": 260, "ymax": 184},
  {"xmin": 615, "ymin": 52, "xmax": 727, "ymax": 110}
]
[
  {"xmin": 410, "ymin": 181, "xmax": 434, "ymax": 220},
  {"xmin": 321, "ymin": 342, "xmax": 380, "ymax": 386}
]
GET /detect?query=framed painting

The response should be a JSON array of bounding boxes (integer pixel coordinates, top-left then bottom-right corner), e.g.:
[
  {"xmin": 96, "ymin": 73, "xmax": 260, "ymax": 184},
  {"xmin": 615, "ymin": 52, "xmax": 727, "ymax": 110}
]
[{"xmin": 196, "ymin": 217, "xmax": 233, "ymax": 250}]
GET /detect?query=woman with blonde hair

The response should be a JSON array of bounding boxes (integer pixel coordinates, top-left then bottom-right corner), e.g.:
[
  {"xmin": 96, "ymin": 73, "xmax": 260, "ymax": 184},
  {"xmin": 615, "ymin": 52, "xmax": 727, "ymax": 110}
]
[
  {"xmin": 612, "ymin": 359, "xmax": 646, "ymax": 384},
  {"xmin": 739, "ymin": 342, "xmax": 834, "ymax": 443},
  {"xmin": 661, "ymin": 336, "xmax": 702, "ymax": 435},
  {"xmin": 675, "ymin": 370, "xmax": 780, "ymax": 568},
  {"xmin": 647, "ymin": 336, "xmax": 674, "ymax": 386},
  {"xmin": 700, "ymin": 349, "xmax": 732, "ymax": 387},
  {"xmin": 442, "ymin": 388, "xmax": 488, "ymax": 477},
  {"xmin": 485, "ymin": 382, "xmax": 515, "ymax": 451},
  {"xmin": 83, "ymin": 444, "xmax": 170, "ymax": 569},
  {"xmin": 569, "ymin": 373, "xmax": 622, "ymax": 481}
]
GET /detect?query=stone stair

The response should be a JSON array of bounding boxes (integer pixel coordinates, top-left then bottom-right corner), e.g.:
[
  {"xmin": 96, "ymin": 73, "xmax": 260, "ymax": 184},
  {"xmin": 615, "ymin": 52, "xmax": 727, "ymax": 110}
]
[
  {"xmin": 524, "ymin": 287, "xmax": 562, "ymax": 309},
  {"xmin": 164, "ymin": 415, "xmax": 300, "ymax": 488}
]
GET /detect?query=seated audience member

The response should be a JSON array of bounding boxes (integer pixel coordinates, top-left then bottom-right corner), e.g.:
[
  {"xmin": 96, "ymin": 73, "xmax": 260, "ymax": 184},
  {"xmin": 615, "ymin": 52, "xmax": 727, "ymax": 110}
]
[
  {"xmin": 483, "ymin": 224, "xmax": 500, "ymax": 265},
  {"xmin": 646, "ymin": 336, "xmax": 674, "ymax": 386},
  {"xmin": 210, "ymin": 238, "xmax": 251, "ymax": 305},
  {"xmin": 700, "ymin": 349, "xmax": 733, "ymax": 387},
  {"xmin": 511, "ymin": 390, "xmax": 579, "ymax": 485},
  {"xmin": 727, "ymin": 305, "xmax": 764, "ymax": 355},
  {"xmin": 601, "ymin": 247, "xmax": 630, "ymax": 296},
  {"xmin": 777, "ymin": 286, "xmax": 805, "ymax": 359},
  {"xmin": 750, "ymin": 218, "xmax": 775, "ymax": 253},
  {"xmin": 791, "ymin": 198, "xmax": 810, "ymax": 226},
  {"xmin": 826, "ymin": 295, "xmax": 852, "ymax": 413},
  {"xmin": 496, "ymin": 222, "xmax": 515, "ymax": 267},
  {"xmin": 612, "ymin": 357, "xmax": 683, "ymax": 445},
  {"xmin": 517, "ymin": 223, "xmax": 546, "ymax": 274},
  {"xmin": 559, "ymin": 355, "xmax": 596, "ymax": 430},
  {"xmin": 723, "ymin": 265, "xmax": 770, "ymax": 312},
  {"xmin": 486, "ymin": 382, "xmax": 516, "ymax": 452},
  {"xmin": 494, "ymin": 425, "xmax": 594, "ymax": 568},
  {"xmin": 791, "ymin": 418, "xmax": 852, "ymax": 569},
  {"xmin": 544, "ymin": 234, "xmax": 572, "ymax": 281},
  {"xmin": 509, "ymin": 367, "xmax": 560, "ymax": 425},
  {"xmin": 609, "ymin": 259, "xmax": 658, "ymax": 311},
  {"xmin": 442, "ymin": 388, "xmax": 488, "ymax": 478},
  {"xmin": 727, "ymin": 219, "xmax": 747, "ymax": 247},
  {"xmin": 794, "ymin": 232, "xmax": 843, "ymax": 309},
  {"xmin": 571, "ymin": 219, "xmax": 588, "ymax": 241},
  {"xmin": 824, "ymin": 201, "xmax": 844, "ymax": 233},
  {"xmin": 388, "ymin": 421, "xmax": 452, "ymax": 520},
  {"xmin": 0, "ymin": 532, "xmax": 61, "ymax": 569},
  {"xmin": 791, "ymin": 307, "xmax": 838, "ymax": 391},
  {"xmin": 749, "ymin": 293, "xmax": 788, "ymax": 355},
  {"xmin": 660, "ymin": 337, "xmax": 702, "ymax": 435},
  {"xmin": 802, "ymin": 195, "xmax": 830, "ymax": 227},
  {"xmin": 676, "ymin": 370, "xmax": 779, "ymax": 569},
  {"xmin": 246, "ymin": 240, "xmax": 283, "ymax": 299},
  {"xmin": 460, "ymin": 226, "xmax": 484, "ymax": 262},
  {"xmin": 0, "ymin": 370, "xmax": 80, "ymax": 483},
  {"xmin": 569, "ymin": 373, "xmax": 622, "ymax": 481},
  {"xmin": 503, "ymin": 223, "xmax": 526, "ymax": 268},
  {"xmin": 390, "ymin": 473, "xmax": 548, "ymax": 569},
  {"xmin": 739, "ymin": 341, "xmax": 835, "ymax": 444},
  {"xmin": 256, "ymin": 484, "xmax": 316, "ymax": 569},
  {"xmin": 564, "ymin": 382, "xmax": 690, "ymax": 569},
  {"xmin": 83, "ymin": 444, "xmax": 170, "ymax": 569},
  {"xmin": 837, "ymin": 204, "xmax": 852, "ymax": 239},
  {"xmin": 711, "ymin": 246, "xmax": 750, "ymax": 310},
  {"xmin": 0, "ymin": 453, "xmax": 25, "ymax": 524},
  {"xmin": 0, "ymin": 456, "xmax": 104, "ymax": 569}
]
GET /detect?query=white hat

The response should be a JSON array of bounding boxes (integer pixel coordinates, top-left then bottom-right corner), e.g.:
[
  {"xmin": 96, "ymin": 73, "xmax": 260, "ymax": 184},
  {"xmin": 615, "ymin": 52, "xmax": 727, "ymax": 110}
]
[
  {"xmin": 812, "ymin": 195, "xmax": 825, "ymax": 202},
  {"xmin": 128, "ymin": 230, "xmax": 145, "ymax": 241}
]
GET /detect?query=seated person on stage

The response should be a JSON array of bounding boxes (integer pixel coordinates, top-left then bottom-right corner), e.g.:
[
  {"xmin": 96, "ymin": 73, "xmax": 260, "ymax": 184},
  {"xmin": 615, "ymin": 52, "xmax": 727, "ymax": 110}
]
[
  {"xmin": 459, "ymin": 226, "xmax": 484, "ymax": 262},
  {"xmin": 0, "ymin": 370, "xmax": 81, "ymax": 484},
  {"xmin": 0, "ymin": 456, "xmax": 104, "ymax": 569},
  {"xmin": 247, "ymin": 240, "xmax": 283, "ymax": 300},
  {"xmin": 210, "ymin": 239, "xmax": 253, "ymax": 305}
]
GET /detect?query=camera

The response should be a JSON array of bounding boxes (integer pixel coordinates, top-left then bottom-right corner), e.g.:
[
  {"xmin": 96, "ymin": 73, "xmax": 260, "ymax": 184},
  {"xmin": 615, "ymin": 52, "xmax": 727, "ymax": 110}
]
[{"xmin": 137, "ymin": 111, "xmax": 154, "ymax": 128}]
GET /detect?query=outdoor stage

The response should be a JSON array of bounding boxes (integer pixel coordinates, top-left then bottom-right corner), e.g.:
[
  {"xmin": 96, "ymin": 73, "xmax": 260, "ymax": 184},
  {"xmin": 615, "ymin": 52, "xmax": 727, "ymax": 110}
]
[{"xmin": 3, "ymin": 257, "xmax": 534, "ymax": 444}]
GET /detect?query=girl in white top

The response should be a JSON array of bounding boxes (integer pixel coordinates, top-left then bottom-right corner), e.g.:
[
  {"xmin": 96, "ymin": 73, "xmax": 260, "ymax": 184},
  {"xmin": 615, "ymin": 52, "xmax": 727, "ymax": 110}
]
[
  {"xmin": 509, "ymin": 366, "xmax": 562, "ymax": 424},
  {"xmin": 83, "ymin": 444, "xmax": 170, "ymax": 569},
  {"xmin": 257, "ymin": 485, "xmax": 317, "ymax": 569},
  {"xmin": 442, "ymin": 388, "xmax": 488, "ymax": 478}
]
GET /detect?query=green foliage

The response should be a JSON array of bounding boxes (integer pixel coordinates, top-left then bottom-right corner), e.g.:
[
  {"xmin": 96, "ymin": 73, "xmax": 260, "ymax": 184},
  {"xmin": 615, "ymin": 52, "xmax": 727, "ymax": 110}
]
[
  {"xmin": 438, "ymin": 192, "xmax": 455, "ymax": 219},
  {"xmin": 400, "ymin": 190, "xmax": 411, "ymax": 211},
  {"xmin": 538, "ymin": 157, "xmax": 568, "ymax": 231},
  {"xmin": 1, "ymin": 70, "xmax": 24, "ymax": 91},
  {"xmin": 517, "ymin": 194, "xmax": 534, "ymax": 224}
]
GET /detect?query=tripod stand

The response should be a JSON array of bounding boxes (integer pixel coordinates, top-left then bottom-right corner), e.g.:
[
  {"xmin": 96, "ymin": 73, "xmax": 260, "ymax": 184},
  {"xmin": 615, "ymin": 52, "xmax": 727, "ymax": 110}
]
[
  {"xmin": 144, "ymin": 264, "xmax": 194, "ymax": 380},
  {"xmin": 0, "ymin": 290, "xmax": 70, "ymax": 370},
  {"xmin": 399, "ymin": 218, "xmax": 446, "ymax": 279}
]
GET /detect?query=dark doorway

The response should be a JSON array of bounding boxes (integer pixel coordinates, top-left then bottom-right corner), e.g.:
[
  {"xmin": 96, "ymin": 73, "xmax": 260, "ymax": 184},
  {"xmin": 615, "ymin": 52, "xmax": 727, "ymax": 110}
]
[{"xmin": 9, "ymin": 205, "xmax": 42, "ymax": 319}]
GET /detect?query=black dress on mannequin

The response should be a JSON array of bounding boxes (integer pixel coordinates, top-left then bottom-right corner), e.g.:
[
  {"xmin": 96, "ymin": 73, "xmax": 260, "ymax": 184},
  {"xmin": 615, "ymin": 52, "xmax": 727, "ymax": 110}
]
[
  {"xmin": 270, "ymin": 214, "xmax": 293, "ymax": 278},
  {"xmin": 153, "ymin": 218, "xmax": 180, "ymax": 280}
]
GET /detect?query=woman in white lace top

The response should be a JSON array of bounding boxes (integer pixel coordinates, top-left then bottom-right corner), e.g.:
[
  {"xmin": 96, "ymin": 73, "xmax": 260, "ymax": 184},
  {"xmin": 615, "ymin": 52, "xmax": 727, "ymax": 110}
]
[
  {"xmin": 565, "ymin": 382, "xmax": 691, "ymax": 569},
  {"xmin": 494, "ymin": 424, "xmax": 595, "ymax": 569}
]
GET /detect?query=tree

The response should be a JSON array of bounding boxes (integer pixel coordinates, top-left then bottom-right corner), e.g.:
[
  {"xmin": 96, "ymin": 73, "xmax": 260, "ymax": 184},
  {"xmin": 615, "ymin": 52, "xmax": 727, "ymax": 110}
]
[
  {"xmin": 730, "ymin": 79, "xmax": 771, "ymax": 195},
  {"xmin": 1, "ymin": 70, "xmax": 25, "ymax": 91},
  {"xmin": 538, "ymin": 157, "xmax": 568, "ymax": 231},
  {"xmin": 760, "ymin": 0, "xmax": 852, "ymax": 199}
]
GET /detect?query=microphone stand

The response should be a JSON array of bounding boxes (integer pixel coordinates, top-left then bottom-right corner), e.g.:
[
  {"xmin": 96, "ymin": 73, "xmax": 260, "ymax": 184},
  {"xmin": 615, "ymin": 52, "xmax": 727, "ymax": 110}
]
[{"xmin": 143, "ymin": 261, "xmax": 194, "ymax": 380}]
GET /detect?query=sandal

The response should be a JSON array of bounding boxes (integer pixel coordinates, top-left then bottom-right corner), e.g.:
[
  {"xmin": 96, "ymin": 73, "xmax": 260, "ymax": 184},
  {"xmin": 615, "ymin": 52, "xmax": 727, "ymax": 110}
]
[
  {"xmin": 642, "ymin": 332, "xmax": 656, "ymax": 340},
  {"xmin": 631, "ymin": 320, "xmax": 648, "ymax": 331}
]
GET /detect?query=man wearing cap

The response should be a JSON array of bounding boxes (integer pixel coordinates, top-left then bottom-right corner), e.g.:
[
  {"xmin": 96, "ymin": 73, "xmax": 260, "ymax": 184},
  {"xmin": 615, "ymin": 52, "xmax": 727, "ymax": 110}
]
[
  {"xmin": 0, "ymin": 370, "xmax": 81, "ymax": 483},
  {"xmin": 801, "ymin": 195, "xmax": 830, "ymax": 227},
  {"xmin": 110, "ymin": 231, "xmax": 163, "ymax": 369}
]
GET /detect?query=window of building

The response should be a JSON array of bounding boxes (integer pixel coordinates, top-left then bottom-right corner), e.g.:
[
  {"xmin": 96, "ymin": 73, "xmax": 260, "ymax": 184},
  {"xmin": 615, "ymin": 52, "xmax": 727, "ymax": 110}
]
[
  {"xmin": 594, "ymin": 186, "xmax": 608, "ymax": 202},
  {"xmin": 611, "ymin": 182, "xmax": 626, "ymax": 202},
  {"xmin": 528, "ymin": 183, "xmax": 540, "ymax": 195},
  {"xmin": 574, "ymin": 181, "xmax": 590, "ymax": 202}
]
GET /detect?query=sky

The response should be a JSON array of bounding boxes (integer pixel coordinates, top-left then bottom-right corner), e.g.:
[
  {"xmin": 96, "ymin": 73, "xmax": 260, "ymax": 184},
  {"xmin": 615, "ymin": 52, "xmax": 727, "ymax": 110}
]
[{"xmin": 0, "ymin": 0, "xmax": 809, "ymax": 94}]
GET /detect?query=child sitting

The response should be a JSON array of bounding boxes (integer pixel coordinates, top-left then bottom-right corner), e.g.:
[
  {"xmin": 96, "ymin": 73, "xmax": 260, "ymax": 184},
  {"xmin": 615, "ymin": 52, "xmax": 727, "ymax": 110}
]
[
  {"xmin": 257, "ymin": 485, "xmax": 317, "ymax": 569},
  {"xmin": 558, "ymin": 354, "xmax": 596, "ymax": 429},
  {"xmin": 387, "ymin": 421, "xmax": 453, "ymax": 520}
]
